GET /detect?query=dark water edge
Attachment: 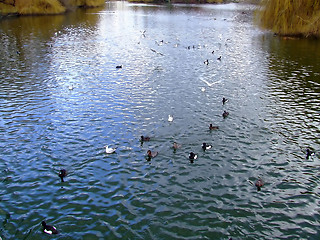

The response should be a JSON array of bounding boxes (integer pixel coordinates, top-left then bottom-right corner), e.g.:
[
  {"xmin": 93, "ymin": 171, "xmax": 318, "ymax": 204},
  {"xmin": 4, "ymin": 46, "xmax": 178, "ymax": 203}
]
[{"xmin": 0, "ymin": 2, "xmax": 319, "ymax": 239}]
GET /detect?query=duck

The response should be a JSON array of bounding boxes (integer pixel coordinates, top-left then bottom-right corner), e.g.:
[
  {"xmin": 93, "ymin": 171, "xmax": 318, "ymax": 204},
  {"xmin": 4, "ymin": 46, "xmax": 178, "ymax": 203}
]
[
  {"xmin": 202, "ymin": 142, "xmax": 213, "ymax": 151},
  {"xmin": 140, "ymin": 136, "xmax": 151, "ymax": 142},
  {"xmin": 58, "ymin": 169, "xmax": 67, "ymax": 182},
  {"xmin": 168, "ymin": 115, "xmax": 174, "ymax": 122},
  {"xmin": 306, "ymin": 148, "xmax": 315, "ymax": 160},
  {"xmin": 201, "ymin": 87, "xmax": 206, "ymax": 92},
  {"xmin": 255, "ymin": 178, "xmax": 264, "ymax": 191},
  {"xmin": 116, "ymin": 65, "xmax": 122, "ymax": 69},
  {"xmin": 42, "ymin": 221, "xmax": 58, "ymax": 235},
  {"xmin": 147, "ymin": 150, "xmax": 158, "ymax": 161},
  {"xmin": 68, "ymin": 85, "xmax": 74, "ymax": 90},
  {"xmin": 222, "ymin": 111, "xmax": 229, "ymax": 118},
  {"xmin": 189, "ymin": 152, "xmax": 198, "ymax": 163},
  {"xmin": 217, "ymin": 56, "xmax": 222, "ymax": 61},
  {"xmin": 209, "ymin": 124, "xmax": 219, "ymax": 130},
  {"xmin": 222, "ymin": 97, "xmax": 228, "ymax": 104},
  {"xmin": 173, "ymin": 142, "xmax": 181, "ymax": 150},
  {"xmin": 105, "ymin": 146, "xmax": 117, "ymax": 154},
  {"xmin": 204, "ymin": 59, "xmax": 209, "ymax": 65}
]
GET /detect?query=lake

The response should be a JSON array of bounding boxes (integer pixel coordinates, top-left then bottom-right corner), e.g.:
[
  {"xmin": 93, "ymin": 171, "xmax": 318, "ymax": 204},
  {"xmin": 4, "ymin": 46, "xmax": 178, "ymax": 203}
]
[{"xmin": 0, "ymin": 1, "xmax": 319, "ymax": 239}]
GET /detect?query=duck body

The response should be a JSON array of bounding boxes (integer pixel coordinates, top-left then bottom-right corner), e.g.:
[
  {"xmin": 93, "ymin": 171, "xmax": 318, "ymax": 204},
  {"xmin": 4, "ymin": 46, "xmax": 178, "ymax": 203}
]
[
  {"xmin": 189, "ymin": 152, "xmax": 198, "ymax": 163},
  {"xmin": 168, "ymin": 115, "xmax": 174, "ymax": 122},
  {"xmin": 306, "ymin": 148, "xmax": 315, "ymax": 160},
  {"xmin": 116, "ymin": 65, "xmax": 122, "ymax": 69},
  {"xmin": 222, "ymin": 97, "xmax": 228, "ymax": 104},
  {"xmin": 147, "ymin": 150, "xmax": 158, "ymax": 161},
  {"xmin": 222, "ymin": 111, "xmax": 229, "ymax": 118},
  {"xmin": 140, "ymin": 136, "xmax": 151, "ymax": 142},
  {"xmin": 209, "ymin": 124, "xmax": 219, "ymax": 130},
  {"xmin": 202, "ymin": 143, "xmax": 213, "ymax": 151},
  {"xmin": 105, "ymin": 146, "xmax": 117, "ymax": 154},
  {"xmin": 58, "ymin": 169, "xmax": 67, "ymax": 182},
  {"xmin": 42, "ymin": 221, "xmax": 58, "ymax": 235},
  {"xmin": 173, "ymin": 142, "xmax": 181, "ymax": 150},
  {"xmin": 255, "ymin": 179, "xmax": 264, "ymax": 191}
]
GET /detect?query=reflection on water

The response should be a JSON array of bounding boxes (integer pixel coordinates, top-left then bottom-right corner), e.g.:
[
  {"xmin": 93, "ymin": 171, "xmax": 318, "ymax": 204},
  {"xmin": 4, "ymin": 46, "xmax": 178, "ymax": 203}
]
[{"xmin": 0, "ymin": 2, "xmax": 319, "ymax": 239}]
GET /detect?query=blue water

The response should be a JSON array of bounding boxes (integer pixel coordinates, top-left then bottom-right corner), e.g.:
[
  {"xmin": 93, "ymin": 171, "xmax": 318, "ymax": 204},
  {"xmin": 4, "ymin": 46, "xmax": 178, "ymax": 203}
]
[{"xmin": 0, "ymin": 2, "xmax": 319, "ymax": 239}]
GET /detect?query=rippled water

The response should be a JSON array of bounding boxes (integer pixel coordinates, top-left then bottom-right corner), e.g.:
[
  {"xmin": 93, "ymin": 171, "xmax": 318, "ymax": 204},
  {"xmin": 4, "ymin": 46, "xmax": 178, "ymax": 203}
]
[{"xmin": 0, "ymin": 2, "xmax": 320, "ymax": 239}]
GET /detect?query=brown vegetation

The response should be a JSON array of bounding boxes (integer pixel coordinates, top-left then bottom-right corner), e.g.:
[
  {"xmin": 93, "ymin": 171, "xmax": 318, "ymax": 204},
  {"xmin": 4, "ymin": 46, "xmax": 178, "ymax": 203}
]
[
  {"xmin": 0, "ymin": 0, "xmax": 105, "ymax": 16},
  {"xmin": 258, "ymin": 0, "xmax": 320, "ymax": 38}
]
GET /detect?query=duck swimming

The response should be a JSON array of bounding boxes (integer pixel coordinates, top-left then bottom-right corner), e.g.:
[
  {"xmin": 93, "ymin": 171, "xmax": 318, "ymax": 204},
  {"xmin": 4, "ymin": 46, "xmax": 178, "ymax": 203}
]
[
  {"xmin": 255, "ymin": 178, "xmax": 264, "ymax": 191},
  {"xmin": 202, "ymin": 143, "xmax": 213, "ymax": 151},
  {"xmin": 209, "ymin": 124, "xmax": 219, "ymax": 130},
  {"xmin": 222, "ymin": 97, "xmax": 228, "ymax": 104},
  {"xmin": 168, "ymin": 115, "xmax": 174, "ymax": 122},
  {"xmin": 189, "ymin": 152, "xmax": 198, "ymax": 163},
  {"xmin": 116, "ymin": 65, "xmax": 122, "ymax": 69},
  {"xmin": 173, "ymin": 142, "xmax": 181, "ymax": 150},
  {"xmin": 105, "ymin": 146, "xmax": 117, "ymax": 154},
  {"xmin": 222, "ymin": 111, "xmax": 229, "ymax": 118},
  {"xmin": 42, "ymin": 221, "xmax": 58, "ymax": 235},
  {"xmin": 306, "ymin": 148, "xmax": 315, "ymax": 160},
  {"xmin": 140, "ymin": 136, "xmax": 151, "ymax": 142},
  {"xmin": 204, "ymin": 59, "xmax": 209, "ymax": 65},
  {"xmin": 147, "ymin": 150, "xmax": 158, "ymax": 161},
  {"xmin": 58, "ymin": 169, "xmax": 67, "ymax": 182}
]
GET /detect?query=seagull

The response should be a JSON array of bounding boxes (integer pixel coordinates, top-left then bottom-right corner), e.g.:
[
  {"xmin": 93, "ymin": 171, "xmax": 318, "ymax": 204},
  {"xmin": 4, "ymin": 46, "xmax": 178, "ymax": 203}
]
[
  {"xmin": 201, "ymin": 87, "xmax": 206, "ymax": 92},
  {"xmin": 168, "ymin": 115, "xmax": 174, "ymax": 122},
  {"xmin": 42, "ymin": 221, "xmax": 58, "ymax": 235},
  {"xmin": 105, "ymin": 146, "xmax": 117, "ymax": 154},
  {"xmin": 201, "ymin": 79, "xmax": 222, "ymax": 87}
]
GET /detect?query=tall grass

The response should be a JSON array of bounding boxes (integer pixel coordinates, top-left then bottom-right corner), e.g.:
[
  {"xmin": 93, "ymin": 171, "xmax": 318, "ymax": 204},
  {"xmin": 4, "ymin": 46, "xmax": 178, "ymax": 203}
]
[
  {"xmin": 258, "ymin": 0, "xmax": 320, "ymax": 37},
  {"xmin": 16, "ymin": 0, "xmax": 66, "ymax": 14}
]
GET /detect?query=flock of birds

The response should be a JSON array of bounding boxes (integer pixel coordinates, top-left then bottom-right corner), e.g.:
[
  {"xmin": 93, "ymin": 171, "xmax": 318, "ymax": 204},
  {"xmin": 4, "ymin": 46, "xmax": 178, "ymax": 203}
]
[{"xmin": 41, "ymin": 28, "xmax": 319, "ymax": 239}]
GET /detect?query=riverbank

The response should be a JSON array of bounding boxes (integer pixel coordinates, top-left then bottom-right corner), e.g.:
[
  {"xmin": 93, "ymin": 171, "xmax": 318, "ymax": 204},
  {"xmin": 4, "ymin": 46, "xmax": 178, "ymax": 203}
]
[{"xmin": 0, "ymin": 0, "xmax": 105, "ymax": 16}]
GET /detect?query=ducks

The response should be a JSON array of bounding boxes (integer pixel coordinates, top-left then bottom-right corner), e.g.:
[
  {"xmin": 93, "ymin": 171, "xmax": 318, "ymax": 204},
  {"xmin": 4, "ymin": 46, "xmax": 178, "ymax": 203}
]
[
  {"xmin": 168, "ymin": 115, "xmax": 174, "ymax": 122},
  {"xmin": 222, "ymin": 97, "xmax": 228, "ymax": 105},
  {"xmin": 105, "ymin": 146, "xmax": 117, "ymax": 154},
  {"xmin": 189, "ymin": 152, "xmax": 198, "ymax": 163},
  {"xmin": 42, "ymin": 221, "xmax": 58, "ymax": 235},
  {"xmin": 222, "ymin": 110, "xmax": 229, "ymax": 118},
  {"xmin": 147, "ymin": 150, "xmax": 158, "ymax": 161},
  {"xmin": 140, "ymin": 136, "xmax": 151, "ymax": 142},
  {"xmin": 202, "ymin": 142, "xmax": 213, "ymax": 151},
  {"xmin": 58, "ymin": 169, "xmax": 67, "ymax": 182},
  {"xmin": 255, "ymin": 178, "xmax": 264, "ymax": 191},
  {"xmin": 173, "ymin": 142, "xmax": 181, "ymax": 150},
  {"xmin": 209, "ymin": 124, "xmax": 219, "ymax": 130},
  {"xmin": 306, "ymin": 148, "xmax": 315, "ymax": 160}
]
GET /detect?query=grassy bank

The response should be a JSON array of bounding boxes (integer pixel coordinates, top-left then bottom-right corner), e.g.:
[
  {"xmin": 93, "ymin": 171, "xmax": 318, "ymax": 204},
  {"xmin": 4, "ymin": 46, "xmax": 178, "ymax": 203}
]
[
  {"xmin": 258, "ymin": 0, "xmax": 320, "ymax": 38},
  {"xmin": 0, "ymin": 0, "xmax": 105, "ymax": 16}
]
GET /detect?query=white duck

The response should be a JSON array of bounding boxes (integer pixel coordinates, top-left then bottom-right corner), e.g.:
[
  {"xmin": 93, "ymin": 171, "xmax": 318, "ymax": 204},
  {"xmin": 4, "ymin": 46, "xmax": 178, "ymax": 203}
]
[
  {"xmin": 168, "ymin": 115, "xmax": 174, "ymax": 122},
  {"xmin": 105, "ymin": 146, "xmax": 117, "ymax": 154}
]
